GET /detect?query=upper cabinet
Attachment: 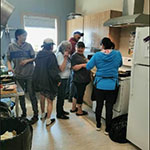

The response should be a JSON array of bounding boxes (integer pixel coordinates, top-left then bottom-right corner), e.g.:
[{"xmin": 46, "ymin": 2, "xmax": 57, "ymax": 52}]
[
  {"xmin": 66, "ymin": 10, "xmax": 122, "ymax": 50},
  {"xmin": 66, "ymin": 17, "xmax": 84, "ymax": 40}
]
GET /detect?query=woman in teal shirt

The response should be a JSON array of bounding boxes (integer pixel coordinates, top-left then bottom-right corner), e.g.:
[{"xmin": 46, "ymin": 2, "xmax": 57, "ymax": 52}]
[{"xmin": 86, "ymin": 37, "xmax": 122, "ymax": 134}]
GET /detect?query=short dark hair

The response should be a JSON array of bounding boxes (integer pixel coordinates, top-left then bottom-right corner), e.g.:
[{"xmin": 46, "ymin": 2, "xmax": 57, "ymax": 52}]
[
  {"xmin": 100, "ymin": 37, "xmax": 115, "ymax": 49},
  {"xmin": 77, "ymin": 42, "xmax": 85, "ymax": 48},
  {"xmin": 15, "ymin": 29, "xmax": 27, "ymax": 40}
]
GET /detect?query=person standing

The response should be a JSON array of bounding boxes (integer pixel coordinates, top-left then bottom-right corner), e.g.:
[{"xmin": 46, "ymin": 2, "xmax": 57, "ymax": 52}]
[
  {"xmin": 67, "ymin": 31, "xmax": 84, "ymax": 103},
  {"xmin": 86, "ymin": 37, "xmax": 122, "ymax": 134},
  {"xmin": 71, "ymin": 42, "xmax": 91, "ymax": 115},
  {"xmin": 32, "ymin": 38, "xmax": 61, "ymax": 126},
  {"xmin": 69, "ymin": 31, "xmax": 84, "ymax": 55},
  {"xmin": 56, "ymin": 41, "xmax": 72, "ymax": 119},
  {"xmin": 7, "ymin": 29, "xmax": 38, "ymax": 124}
]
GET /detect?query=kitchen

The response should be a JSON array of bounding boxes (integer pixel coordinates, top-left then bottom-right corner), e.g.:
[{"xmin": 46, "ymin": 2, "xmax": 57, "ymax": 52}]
[{"xmin": 0, "ymin": 0, "xmax": 149, "ymax": 150}]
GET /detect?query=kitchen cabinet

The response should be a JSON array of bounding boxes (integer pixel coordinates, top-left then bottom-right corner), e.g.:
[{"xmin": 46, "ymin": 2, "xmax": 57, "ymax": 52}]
[
  {"xmin": 83, "ymin": 80, "xmax": 93, "ymax": 107},
  {"xmin": 84, "ymin": 10, "xmax": 122, "ymax": 49},
  {"xmin": 66, "ymin": 17, "xmax": 84, "ymax": 40}
]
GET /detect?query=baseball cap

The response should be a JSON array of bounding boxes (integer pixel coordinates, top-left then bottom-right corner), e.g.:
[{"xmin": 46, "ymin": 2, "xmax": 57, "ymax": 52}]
[
  {"xmin": 41, "ymin": 38, "xmax": 55, "ymax": 47},
  {"xmin": 77, "ymin": 42, "xmax": 85, "ymax": 48},
  {"xmin": 73, "ymin": 31, "xmax": 84, "ymax": 36}
]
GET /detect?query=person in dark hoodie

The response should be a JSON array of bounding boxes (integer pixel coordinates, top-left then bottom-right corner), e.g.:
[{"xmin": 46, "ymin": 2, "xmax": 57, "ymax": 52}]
[
  {"xmin": 32, "ymin": 38, "xmax": 61, "ymax": 126},
  {"xmin": 7, "ymin": 29, "xmax": 38, "ymax": 124},
  {"xmin": 86, "ymin": 37, "xmax": 122, "ymax": 135}
]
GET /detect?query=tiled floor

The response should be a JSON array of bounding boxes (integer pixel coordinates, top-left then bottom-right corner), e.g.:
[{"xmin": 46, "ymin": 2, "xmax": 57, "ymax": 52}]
[{"xmin": 23, "ymin": 98, "xmax": 140, "ymax": 150}]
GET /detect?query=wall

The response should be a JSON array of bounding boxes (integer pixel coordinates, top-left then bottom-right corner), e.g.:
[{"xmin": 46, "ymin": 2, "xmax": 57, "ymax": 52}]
[
  {"xmin": 119, "ymin": 27, "xmax": 136, "ymax": 57},
  {"xmin": 1, "ymin": 0, "xmax": 75, "ymax": 57},
  {"xmin": 76, "ymin": 0, "xmax": 149, "ymax": 15}
]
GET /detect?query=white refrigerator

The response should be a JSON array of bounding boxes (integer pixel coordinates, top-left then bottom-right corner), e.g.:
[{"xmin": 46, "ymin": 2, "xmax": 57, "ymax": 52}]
[{"xmin": 127, "ymin": 27, "xmax": 149, "ymax": 150}]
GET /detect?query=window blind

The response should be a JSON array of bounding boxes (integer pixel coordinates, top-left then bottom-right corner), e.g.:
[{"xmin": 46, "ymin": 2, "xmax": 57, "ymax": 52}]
[{"xmin": 24, "ymin": 15, "xmax": 56, "ymax": 28}]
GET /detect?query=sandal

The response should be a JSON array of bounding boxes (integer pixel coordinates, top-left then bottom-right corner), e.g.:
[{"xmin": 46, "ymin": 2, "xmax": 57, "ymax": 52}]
[
  {"xmin": 76, "ymin": 110, "xmax": 88, "ymax": 116},
  {"xmin": 70, "ymin": 107, "xmax": 78, "ymax": 113}
]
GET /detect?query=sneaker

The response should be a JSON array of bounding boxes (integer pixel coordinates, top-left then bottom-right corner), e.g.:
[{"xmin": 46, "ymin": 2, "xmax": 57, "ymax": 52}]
[
  {"xmin": 96, "ymin": 127, "xmax": 101, "ymax": 131},
  {"xmin": 40, "ymin": 113, "xmax": 47, "ymax": 119},
  {"xmin": 46, "ymin": 118, "xmax": 56, "ymax": 126},
  {"xmin": 96, "ymin": 124, "xmax": 101, "ymax": 131},
  {"xmin": 29, "ymin": 116, "xmax": 38, "ymax": 125},
  {"xmin": 104, "ymin": 129, "xmax": 109, "ymax": 135},
  {"xmin": 57, "ymin": 115, "xmax": 69, "ymax": 119},
  {"xmin": 63, "ymin": 110, "xmax": 69, "ymax": 115}
]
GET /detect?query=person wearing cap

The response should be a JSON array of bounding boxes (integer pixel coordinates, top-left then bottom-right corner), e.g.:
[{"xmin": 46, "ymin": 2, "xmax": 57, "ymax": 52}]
[
  {"xmin": 66, "ymin": 31, "xmax": 84, "ymax": 103},
  {"xmin": 32, "ymin": 38, "xmax": 61, "ymax": 126},
  {"xmin": 7, "ymin": 29, "xmax": 38, "ymax": 124},
  {"xmin": 55, "ymin": 41, "xmax": 72, "ymax": 119},
  {"xmin": 71, "ymin": 41, "xmax": 91, "ymax": 116},
  {"xmin": 69, "ymin": 31, "xmax": 84, "ymax": 55}
]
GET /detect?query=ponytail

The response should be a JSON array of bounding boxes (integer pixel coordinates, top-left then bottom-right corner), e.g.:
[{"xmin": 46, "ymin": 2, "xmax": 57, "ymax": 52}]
[{"xmin": 100, "ymin": 37, "xmax": 115, "ymax": 49}]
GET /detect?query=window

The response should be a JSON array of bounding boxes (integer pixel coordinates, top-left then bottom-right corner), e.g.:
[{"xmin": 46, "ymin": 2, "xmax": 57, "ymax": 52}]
[{"xmin": 24, "ymin": 15, "xmax": 57, "ymax": 52}]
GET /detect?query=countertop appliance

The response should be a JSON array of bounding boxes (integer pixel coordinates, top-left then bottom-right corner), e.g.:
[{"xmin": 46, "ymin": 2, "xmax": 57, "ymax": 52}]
[
  {"xmin": 92, "ymin": 57, "xmax": 132, "ymax": 119},
  {"xmin": 127, "ymin": 27, "xmax": 149, "ymax": 150}
]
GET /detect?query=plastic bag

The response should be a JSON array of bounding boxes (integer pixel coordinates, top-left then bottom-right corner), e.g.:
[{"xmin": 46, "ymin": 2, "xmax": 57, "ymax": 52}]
[{"xmin": 109, "ymin": 114, "xmax": 128, "ymax": 143}]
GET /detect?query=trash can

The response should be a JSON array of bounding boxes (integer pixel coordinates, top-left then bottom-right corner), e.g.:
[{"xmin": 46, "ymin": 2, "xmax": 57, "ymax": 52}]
[{"xmin": 0, "ymin": 117, "xmax": 33, "ymax": 150}]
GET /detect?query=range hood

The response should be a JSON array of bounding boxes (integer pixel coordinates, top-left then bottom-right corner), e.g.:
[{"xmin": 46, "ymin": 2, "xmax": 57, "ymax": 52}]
[
  {"xmin": 1, "ymin": 0, "xmax": 15, "ymax": 37},
  {"xmin": 1, "ymin": 0, "xmax": 15, "ymax": 27},
  {"xmin": 104, "ymin": 0, "xmax": 149, "ymax": 27}
]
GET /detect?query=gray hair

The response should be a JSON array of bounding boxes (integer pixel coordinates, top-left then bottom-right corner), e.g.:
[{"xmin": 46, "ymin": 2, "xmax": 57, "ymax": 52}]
[{"xmin": 57, "ymin": 41, "xmax": 72, "ymax": 54}]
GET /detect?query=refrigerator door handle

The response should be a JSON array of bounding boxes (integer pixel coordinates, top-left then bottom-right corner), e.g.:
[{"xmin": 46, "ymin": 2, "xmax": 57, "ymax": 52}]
[{"xmin": 130, "ymin": 66, "xmax": 135, "ymax": 96}]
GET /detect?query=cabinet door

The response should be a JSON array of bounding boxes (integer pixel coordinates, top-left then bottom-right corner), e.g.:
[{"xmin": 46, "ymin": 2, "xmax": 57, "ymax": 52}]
[
  {"xmin": 66, "ymin": 17, "xmax": 84, "ymax": 40},
  {"xmin": 84, "ymin": 11, "xmax": 110, "ymax": 49},
  {"xmin": 84, "ymin": 10, "xmax": 121, "ymax": 49},
  {"xmin": 83, "ymin": 81, "xmax": 93, "ymax": 107}
]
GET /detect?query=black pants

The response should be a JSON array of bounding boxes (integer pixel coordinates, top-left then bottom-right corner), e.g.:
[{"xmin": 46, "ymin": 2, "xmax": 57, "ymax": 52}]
[
  {"xmin": 68, "ymin": 71, "xmax": 77, "ymax": 101},
  {"xmin": 74, "ymin": 82, "xmax": 88, "ymax": 104},
  {"xmin": 56, "ymin": 79, "xmax": 67, "ymax": 116},
  {"xmin": 95, "ymin": 88, "xmax": 116, "ymax": 131},
  {"xmin": 17, "ymin": 78, "xmax": 38, "ymax": 116}
]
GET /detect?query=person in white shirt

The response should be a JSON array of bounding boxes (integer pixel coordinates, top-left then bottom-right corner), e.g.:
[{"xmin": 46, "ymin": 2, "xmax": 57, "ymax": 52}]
[{"xmin": 56, "ymin": 41, "xmax": 72, "ymax": 119}]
